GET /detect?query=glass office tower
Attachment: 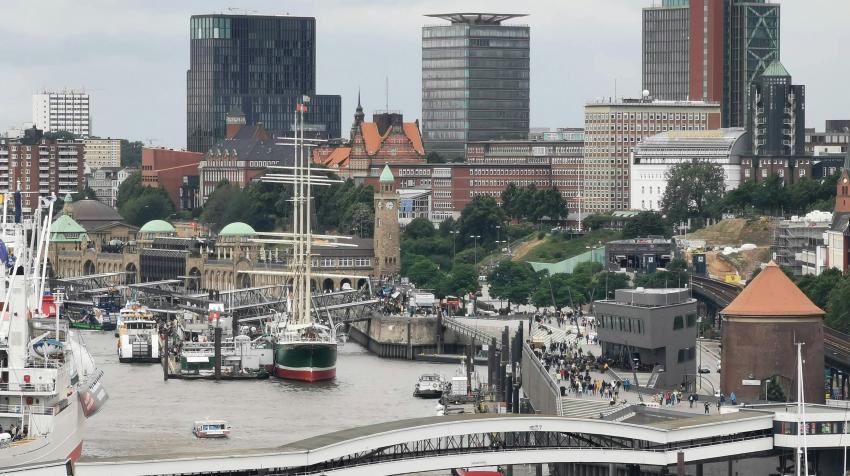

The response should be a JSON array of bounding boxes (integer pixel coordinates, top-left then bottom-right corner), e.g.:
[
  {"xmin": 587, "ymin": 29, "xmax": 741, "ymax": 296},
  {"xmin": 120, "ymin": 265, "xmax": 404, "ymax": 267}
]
[
  {"xmin": 187, "ymin": 14, "xmax": 341, "ymax": 153},
  {"xmin": 421, "ymin": 13, "xmax": 530, "ymax": 161}
]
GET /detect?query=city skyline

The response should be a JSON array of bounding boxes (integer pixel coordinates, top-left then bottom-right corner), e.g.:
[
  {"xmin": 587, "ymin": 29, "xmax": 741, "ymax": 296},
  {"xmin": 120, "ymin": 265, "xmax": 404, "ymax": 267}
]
[{"xmin": 0, "ymin": 0, "xmax": 847, "ymax": 148}]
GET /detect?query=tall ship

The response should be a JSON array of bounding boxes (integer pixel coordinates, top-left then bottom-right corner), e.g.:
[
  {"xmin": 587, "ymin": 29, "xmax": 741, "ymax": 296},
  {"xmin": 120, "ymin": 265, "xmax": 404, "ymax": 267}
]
[
  {"xmin": 0, "ymin": 192, "xmax": 107, "ymax": 467},
  {"xmin": 243, "ymin": 99, "xmax": 351, "ymax": 382}
]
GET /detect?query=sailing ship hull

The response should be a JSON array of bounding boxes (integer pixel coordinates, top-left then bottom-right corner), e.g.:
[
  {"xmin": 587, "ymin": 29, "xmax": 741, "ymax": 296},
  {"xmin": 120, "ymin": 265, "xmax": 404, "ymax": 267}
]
[{"xmin": 274, "ymin": 341, "xmax": 336, "ymax": 382}]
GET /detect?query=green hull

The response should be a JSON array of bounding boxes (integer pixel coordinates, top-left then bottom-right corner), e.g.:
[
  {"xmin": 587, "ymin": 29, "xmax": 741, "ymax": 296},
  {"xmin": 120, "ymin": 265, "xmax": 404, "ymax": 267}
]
[{"xmin": 273, "ymin": 342, "xmax": 337, "ymax": 381}]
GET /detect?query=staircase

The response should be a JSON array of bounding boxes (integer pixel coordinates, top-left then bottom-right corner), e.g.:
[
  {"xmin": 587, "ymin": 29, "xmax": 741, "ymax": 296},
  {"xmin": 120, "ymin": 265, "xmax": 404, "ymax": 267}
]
[{"xmin": 558, "ymin": 397, "xmax": 625, "ymax": 418}]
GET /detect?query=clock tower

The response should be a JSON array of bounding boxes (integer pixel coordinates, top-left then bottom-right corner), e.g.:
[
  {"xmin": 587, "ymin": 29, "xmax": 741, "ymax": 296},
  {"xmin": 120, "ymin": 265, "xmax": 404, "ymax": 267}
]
[{"xmin": 373, "ymin": 164, "xmax": 401, "ymax": 278}]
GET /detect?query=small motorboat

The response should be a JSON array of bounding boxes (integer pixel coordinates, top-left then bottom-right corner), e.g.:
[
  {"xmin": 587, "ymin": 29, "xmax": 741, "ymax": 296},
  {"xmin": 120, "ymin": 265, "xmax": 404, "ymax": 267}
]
[
  {"xmin": 413, "ymin": 373, "xmax": 446, "ymax": 398},
  {"xmin": 192, "ymin": 420, "xmax": 231, "ymax": 438}
]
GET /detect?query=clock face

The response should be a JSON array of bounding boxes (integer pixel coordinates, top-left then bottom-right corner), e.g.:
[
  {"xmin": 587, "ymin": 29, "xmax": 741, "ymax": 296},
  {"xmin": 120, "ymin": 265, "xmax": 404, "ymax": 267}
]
[{"xmin": 386, "ymin": 201, "xmax": 395, "ymax": 210}]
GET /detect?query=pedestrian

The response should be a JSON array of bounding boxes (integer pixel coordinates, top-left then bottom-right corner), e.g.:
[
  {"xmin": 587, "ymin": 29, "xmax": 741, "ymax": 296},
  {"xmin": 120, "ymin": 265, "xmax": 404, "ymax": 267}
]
[
  {"xmin": 704, "ymin": 402, "xmax": 710, "ymax": 414},
  {"xmin": 716, "ymin": 399, "xmax": 721, "ymax": 412},
  {"xmin": 688, "ymin": 394, "xmax": 694, "ymax": 408}
]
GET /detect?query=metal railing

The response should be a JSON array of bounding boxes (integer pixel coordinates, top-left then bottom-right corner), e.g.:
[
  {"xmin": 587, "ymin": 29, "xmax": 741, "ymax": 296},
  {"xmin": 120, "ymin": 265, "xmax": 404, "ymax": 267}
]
[
  {"xmin": 0, "ymin": 383, "xmax": 55, "ymax": 393},
  {"xmin": 0, "ymin": 404, "xmax": 55, "ymax": 416},
  {"xmin": 442, "ymin": 316, "xmax": 501, "ymax": 350}
]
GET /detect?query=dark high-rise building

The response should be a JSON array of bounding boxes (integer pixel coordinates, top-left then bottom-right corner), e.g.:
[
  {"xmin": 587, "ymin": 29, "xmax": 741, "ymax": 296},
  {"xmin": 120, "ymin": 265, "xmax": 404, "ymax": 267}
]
[
  {"xmin": 642, "ymin": 1, "xmax": 690, "ymax": 100},
  {"xmin": 723, "ymin": 0, "xmax": 780, "ymax": 128},
  {"xmin": 748, "ymin": 61, "xmax": 804, "ymax": 157},
  {"xmin": 187, "ymin": 14, "xmax": 341, "ymax": 153},
  {"xmin": 640, "ymin": 0, "xmax": 779, "ymax": 126},
  {"xmin": 421, "ymin": 13, "xmax": 530, "ymax": 161}
]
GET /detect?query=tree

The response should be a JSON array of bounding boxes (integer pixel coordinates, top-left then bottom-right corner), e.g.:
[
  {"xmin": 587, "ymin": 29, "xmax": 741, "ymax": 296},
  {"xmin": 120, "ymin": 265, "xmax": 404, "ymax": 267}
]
[
  {"xmin": 439, "ymin": 264, "xmax": 480, "ymax": 298},
  {"xmin": 661, "ymin": 161, "xmax": 726, "ymax": 226},
  {"xmin": 458, "ymin": 196, "xmax": 507, "ymax": 248},
  {"xmin": 71, "ymin": 186, "xmax": 97, "ymax": 202},
  {"xmin": 120, "ymin": 140, "xmax": 144, "ymax": 168},
  {"xmin": 622, "ymin": 211, "xmax": 669, "ymax": 239},
  {"xmin": 406, "ymin": 256, "xmax": 444, "ymax": 290},
  {"xmin": 339, "ymin": 202, "xmax": 374, "ymax": 238},
  {"xmin": 404, "ymin": 217, "xmax": 436, "ymax": 240},
  {"xmin": 826, "ymin": 277, "xmax": 850, "ymax": 333},
  {"xmin": 120, "ymin": 190, "xmax": 174, "ymax": 226},
  {"xmin": 116, "ymin": 172, "xmax": 143, "ymax": 208},
  {"xmin": 44, "ymin": 131, "xmax": 79, "ymax": 141},
  {"xmin": 634, "ymin": 270, "xmax": 688, "ymax": 289},
  {"xmin": 796, "ymin": 268, "xmax": 843, "ymax": 310},
  {"xmin": 487, "ymin": 260, "xmax": 538, "ymax": 310}
]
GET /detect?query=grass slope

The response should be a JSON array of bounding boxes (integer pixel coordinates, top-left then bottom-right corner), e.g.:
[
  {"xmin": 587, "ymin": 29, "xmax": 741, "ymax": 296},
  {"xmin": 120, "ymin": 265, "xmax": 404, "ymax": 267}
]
[{"xmin": 522, "ymin": 229, "xmax": 622, "ymax": 264}]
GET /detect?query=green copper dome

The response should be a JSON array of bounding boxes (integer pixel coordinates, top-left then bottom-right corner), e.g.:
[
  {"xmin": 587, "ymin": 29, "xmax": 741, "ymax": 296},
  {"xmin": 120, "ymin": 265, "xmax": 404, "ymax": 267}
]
[
  {"xmin": 139, "ymin": 219, "xmax": 176, "ymax": 235},
  {"xmin": 218, "ymin": 222, "xmax": 257, "ymax": 236}
]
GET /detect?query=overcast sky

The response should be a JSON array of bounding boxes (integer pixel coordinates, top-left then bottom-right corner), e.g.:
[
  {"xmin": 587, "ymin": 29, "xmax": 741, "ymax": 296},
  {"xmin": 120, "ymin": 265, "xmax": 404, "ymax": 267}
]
[{"xmin": 1, "ymin": 0, "xmax": 847, "ymax": 148}]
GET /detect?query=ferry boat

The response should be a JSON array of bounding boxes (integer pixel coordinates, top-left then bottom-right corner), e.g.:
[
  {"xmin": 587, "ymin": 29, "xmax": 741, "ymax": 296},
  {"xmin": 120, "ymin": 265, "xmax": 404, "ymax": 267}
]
[
  {"xmin": 0, "ymin": 192, "xmax": 107, "ymax": 467},
  {"xmin": 192, "ymin": 420, "xmax": 230, "ymax": 438},
  {"xmin": 116, "ymin": 300, "xmax": 153, "ymax": 327},
  {"xmin": 117, "ymin": 318, "xmax": 160, "ymax": 363},
  {"xmin": 414, "ymin": 373, "xmax": 446, "ymax": 398}
]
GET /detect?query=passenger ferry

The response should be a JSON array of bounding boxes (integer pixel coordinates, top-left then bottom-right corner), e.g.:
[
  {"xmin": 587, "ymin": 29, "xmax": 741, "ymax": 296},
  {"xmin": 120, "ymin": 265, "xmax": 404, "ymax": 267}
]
[
  {"xmin": 413, "ymin": 373, "xmax": 446, "ymax": 398},
  {"xmin": 192, "ymin": 420, "xmax": 231, "ymax": 438},
  {"xmin": 117, "ymin": 319, "xmax": 160, "ymax": 363}
]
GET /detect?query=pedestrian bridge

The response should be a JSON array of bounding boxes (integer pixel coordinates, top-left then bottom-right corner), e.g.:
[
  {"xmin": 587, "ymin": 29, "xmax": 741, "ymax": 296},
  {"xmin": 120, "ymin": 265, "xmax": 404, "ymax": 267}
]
[{"xmin": 65, "ymin": 412, "xmax": 774, "ymax": 476}]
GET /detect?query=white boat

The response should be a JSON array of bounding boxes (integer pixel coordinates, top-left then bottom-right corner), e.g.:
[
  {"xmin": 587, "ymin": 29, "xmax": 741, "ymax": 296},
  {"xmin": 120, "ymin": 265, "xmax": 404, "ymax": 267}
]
[
  {"xmin": 115, "ymin": 300, "xmax": 153, "ymax": 327},
  {"xmin": 117, "ymin": 318, "xmax": 160, "ymax": 363},
  {"xmin": 192, "ymin": 420, "xmax": 231, "ymax": 438},
  {"xmin": 0, "ymin": 191, "xmax": 107, "ymax": 467},
  {"xmin": 413, "ymin": 373, "xmax": 446, "ymax": 398}
]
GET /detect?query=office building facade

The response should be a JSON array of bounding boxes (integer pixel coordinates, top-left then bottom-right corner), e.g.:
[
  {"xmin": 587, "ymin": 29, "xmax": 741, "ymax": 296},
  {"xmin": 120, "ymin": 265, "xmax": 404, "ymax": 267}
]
[
  {"xmin": 640, "ymin": 0, "xmax": 779, "ymax": 125},
  {"xmin": 187, "ymin": 14, "xmax": 341, "ymax": 153},
  {"xmin": 642, "ymin": 1, "xmax": 690, "ymax": 100},
  {"xmin": 583, "ymin": 98, "xmax": 721, "ymax": 212},
  {"xmin": 748, "ymin": 61, "xmax": 804, "ymax": 157},
  {"xmin": 421, "ymin": 13, "xmax": 530, "ymax": 160},
  {"xmin": 32, "ymin": 91, "xmax": 91, "ymax": 137}
]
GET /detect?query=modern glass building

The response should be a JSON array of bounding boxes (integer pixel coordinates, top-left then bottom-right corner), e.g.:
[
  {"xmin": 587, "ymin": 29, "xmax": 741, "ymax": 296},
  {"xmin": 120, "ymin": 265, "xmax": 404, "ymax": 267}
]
[
  {"xmin": 724, "ymin": 0, "xmax": 780, "ymax": 128},
  {"xmin": 421, "ymin": 13, "xmax": 530, "ymax": 161},
  {"xmin": 642, "ymin": 2, "xmax": 690, "ymax": 100},
  {"xmin": 187, "ymin": 14, "xmax": 341, "ymax": 153}
]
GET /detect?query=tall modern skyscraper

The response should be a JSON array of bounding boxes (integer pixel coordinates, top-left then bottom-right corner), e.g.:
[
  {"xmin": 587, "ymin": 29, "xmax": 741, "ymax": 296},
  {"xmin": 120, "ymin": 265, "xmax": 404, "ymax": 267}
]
[
  {"xmin": 32, "ymin": 90, "xmax": 91, "ymax": 137},
  {"xmin": 723, "ymin": 0, "xmax": 780, "ymax": 128},
  {"xmin": 187, "ymin": 14, "xmax": 341, "ymax": 153},
  {"xmin": 642, "ymin": 0, "xmax": 690, "ymax": 100},
  {"xmin": 748, "ymin": 61, "xmax": 804, "ymax": 157},
  {"xmin": 640, "ymin": 0, "xmax": 779, "ymax": 127},
  {"xmin": 421, "ymin": 13, "xmax": 530, "ymax": 160}
]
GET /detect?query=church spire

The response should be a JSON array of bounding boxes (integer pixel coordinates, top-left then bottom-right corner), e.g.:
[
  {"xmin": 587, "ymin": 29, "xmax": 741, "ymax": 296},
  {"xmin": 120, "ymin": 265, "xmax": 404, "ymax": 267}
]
[{"xmin": 354, "ymin": 89, "xmax": 365, "ymax": 125}]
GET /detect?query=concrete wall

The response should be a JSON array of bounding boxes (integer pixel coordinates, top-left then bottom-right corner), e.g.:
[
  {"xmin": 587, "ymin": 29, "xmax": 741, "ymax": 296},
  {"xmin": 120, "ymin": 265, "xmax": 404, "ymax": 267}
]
[
  {"xmin": 349, "ymin": 317, "xmax": 474, "ymax": 359},
  {"xmin": 520, "ymin": 341, "xmax": 561, "ymax": 415}
]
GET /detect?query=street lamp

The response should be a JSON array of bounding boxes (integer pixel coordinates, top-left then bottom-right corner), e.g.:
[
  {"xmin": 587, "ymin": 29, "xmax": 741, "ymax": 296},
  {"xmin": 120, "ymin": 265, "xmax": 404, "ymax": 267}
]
[
  {"xmin": 450, "ymin": 230, "xmax": 459, "ymax": 264},
  {"xmin": 470, "ymin": 235, "xmax": 481, "ymax": 266},
  {"xmin": 496, "ymin": 225, "xmax": 501, "ymax": 245}
]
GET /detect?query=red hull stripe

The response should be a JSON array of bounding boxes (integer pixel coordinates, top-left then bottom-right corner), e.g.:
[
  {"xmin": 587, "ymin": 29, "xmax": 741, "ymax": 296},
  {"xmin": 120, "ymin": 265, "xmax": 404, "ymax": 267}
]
[
  {"xmin": 275, "ymin": 366, "xmax": 336, "ymax": 382},
  {"xmin": 68, "ymin": 441, "xmax": 83, "ymax": 462}
]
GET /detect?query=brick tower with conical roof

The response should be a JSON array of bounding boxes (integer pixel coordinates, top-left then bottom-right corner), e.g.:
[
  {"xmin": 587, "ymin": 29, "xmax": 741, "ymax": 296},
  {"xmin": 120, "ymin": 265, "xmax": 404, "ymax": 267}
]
[
  {"xmin": 373, "ymin": 164, "xmax": 400, "ymax": 278},
  {"xmin": 720, "ymin": 261, "xmax": 825, "ymax": 403}
]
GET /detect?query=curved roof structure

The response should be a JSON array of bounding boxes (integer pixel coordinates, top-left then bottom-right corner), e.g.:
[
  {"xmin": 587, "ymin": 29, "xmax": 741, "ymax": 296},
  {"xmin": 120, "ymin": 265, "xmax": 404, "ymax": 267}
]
[
  {"xmin": 139, "ymin": 219, "xmax": 176, "ymax": 235},
  {"xmin": 721, "ymin": 261, "xmax": 824, "ymax": 317},
  {"xmin": 219, "ymin": 222, "xmax": 257, "ymax": 236}
]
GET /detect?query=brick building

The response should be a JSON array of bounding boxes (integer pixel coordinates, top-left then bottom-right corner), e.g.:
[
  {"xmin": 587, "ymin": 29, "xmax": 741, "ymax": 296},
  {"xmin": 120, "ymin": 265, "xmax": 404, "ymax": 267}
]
[
  {"xmin": 583, "ymin": 98, "xmax": 721, "ymax": 212},
  {"xmin": 313, "ymin": 99, "xmax": 425, "ymax": 180},
  {"xmin": 721, "ymin": 261, "xmax": 824, "ymax": 404},
  {"xmin": 0, "ymin": 126, "xmax": 84, "ymax": 211},
  {"xmin": 141, "ymin": 147, "xmax": 203, "ymax": 209},
  {"xmin": 198, "ymin": 111, "xmax": 294, "ymax": 205}
]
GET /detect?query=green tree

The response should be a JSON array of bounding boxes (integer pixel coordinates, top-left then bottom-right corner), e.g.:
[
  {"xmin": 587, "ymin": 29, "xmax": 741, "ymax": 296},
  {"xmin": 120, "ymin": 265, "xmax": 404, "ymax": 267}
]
[
  {"xmin": 339, "ymin": 202, "xmax": 374, "ymax": 238},
  {"xmin": 120, "ymin": 140, "xmax": 144, "ymax": 168},
  {"xmin": 120, "ymin": 190, "xmax": 175, "ymax": 226},
  {"xmin": 622, "ymin": 211, "xmax": 669, "ymax": 239},
  {"xmin": 634, "ymin": 270, "xmax": 688, "ymax": 289},
  {"xmin": 796, "ymin": 268, "xmax": 843, "ymax": 310},
  {"xmin": 458, "ymin": 196, "xmax": 507, "ymax": 248},
  {"xmin": 661, "ymin": 161, "xmax": 726, "ymax": 226},
  {"xmin": 404, "ymin": 217, "xmax": 436, "ymax": 240},
  {"xmin": 439, "ymin": 264, "xmax": 480, "ymax": 298},
  {"xmin": 43, "ymin": 131, "xmax": 79, "ymax": 141},
  {"xmin": 406, "ymin": 256, "xmax": 444, "ymax": 290},
  {"xmin": 425, "ymin": 151, "xmax": 446, "ymax": 164},
  {"xmin": 826, "ymin": 278, "xmax": 850, "ymax": 333},
  {"xmin": 487, "ymin": 260, "xmax": 538, "ymax": 309},
  {"xmin": 70, "ymin": 186, "xmax": 97, "ymax": 202},
  {"xmin": 116, "ymin": 172, "xmax": 143, "ymax": 208}
]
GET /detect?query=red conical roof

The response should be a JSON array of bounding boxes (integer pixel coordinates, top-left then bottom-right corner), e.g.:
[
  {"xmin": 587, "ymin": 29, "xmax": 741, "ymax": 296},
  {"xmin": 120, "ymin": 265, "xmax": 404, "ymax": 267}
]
[{"xmin": 721, "ymin": 261, "xmax": 824, "ymax": 317}]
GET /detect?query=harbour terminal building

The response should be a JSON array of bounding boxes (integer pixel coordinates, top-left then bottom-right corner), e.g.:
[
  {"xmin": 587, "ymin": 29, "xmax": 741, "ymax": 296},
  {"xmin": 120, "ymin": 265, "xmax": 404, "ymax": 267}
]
[{"xmin": 48, "ymin": 177, "xmax": 403, "ymax": 290}]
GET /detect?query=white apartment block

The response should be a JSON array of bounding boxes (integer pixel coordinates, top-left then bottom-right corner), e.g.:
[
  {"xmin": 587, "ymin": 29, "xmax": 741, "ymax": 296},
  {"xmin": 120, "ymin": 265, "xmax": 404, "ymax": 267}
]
[
  {"xmin": 583, "ymin": 98, "xmax": 721, "ymax": 211},
  {"xmin": 87, "ymin": 167, "xmax": 134, "ymax": 208},
  {"xmin": 32, "ymin": 91, "xmax": 91, "ymax": 137},
  {"xmin": 630, "ymin": 129, "xmax": 748, "ymax": 211},
  {"xmin": 84, "ymin": 138, "xmax": 121, "ymax": 170}
]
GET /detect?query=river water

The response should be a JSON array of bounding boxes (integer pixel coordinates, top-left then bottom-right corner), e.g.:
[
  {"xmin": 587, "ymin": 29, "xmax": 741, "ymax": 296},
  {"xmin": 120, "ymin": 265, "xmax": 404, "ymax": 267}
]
[{"xmin": 80, "ymin": 331, "xmax": 471, "ymax": 458}]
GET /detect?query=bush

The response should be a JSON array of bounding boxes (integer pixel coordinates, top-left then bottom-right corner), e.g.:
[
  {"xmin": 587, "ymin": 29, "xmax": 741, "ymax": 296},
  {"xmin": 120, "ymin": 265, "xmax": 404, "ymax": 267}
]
[{"xmin": 537, "ymin": 231, "xmax": 546, "ymax": 240}]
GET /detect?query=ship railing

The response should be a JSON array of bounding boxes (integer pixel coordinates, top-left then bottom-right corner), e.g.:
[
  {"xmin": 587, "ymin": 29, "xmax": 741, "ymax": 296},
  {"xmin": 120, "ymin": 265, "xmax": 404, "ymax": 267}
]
[
  {"xmin": 0, "ymin": 404, "xmax": 55, "ymax": 416},
  {"xmin": 24, "ymin": 358, "xmax": 63, "ymax": 369},
  {"xmin": 274, "ymin": 333, "xmax": 332, "ymax": 343},
  {"xmin": 0, "ymin": 382, "xmax": 55, "ymax": 393}
]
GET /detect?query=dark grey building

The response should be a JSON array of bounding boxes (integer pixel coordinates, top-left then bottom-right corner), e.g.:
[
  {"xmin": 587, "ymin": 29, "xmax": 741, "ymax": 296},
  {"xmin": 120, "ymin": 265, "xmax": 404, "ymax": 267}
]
[
  {"xmin": 595, "ymin": 288, "xmax": 698, "ymax": 390},
  {"xmin": 748, "ymin": 61, "xmax": 804, "ymax": 157},
  {"xmin": 421, "ymin": 13, "xmax": 530, "ymax": 161},
  {"xmin": 187, "ymin": 14, "xmax": 341, "ymax": 153},
  {"xmin": 641, "ymin": 1, "xmax": 690, "ymax": 100},
  {"xmin": 607, "ymin": 238, "xmax": 673, "ymax": 272},
  {"xmin": 723, "ymin": 0, "xmax": 781, "ymax": 128}
]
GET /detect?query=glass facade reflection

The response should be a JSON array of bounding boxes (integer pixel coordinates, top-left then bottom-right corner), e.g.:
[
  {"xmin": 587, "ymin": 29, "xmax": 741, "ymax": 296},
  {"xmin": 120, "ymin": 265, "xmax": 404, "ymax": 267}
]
[
  {"xmin": 422, "ymin": 14, "xmax": 530, "ymax": 160},
  {"xmin": 187, "ymin": 14, "xmax": 341, "ymax": 152}
]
